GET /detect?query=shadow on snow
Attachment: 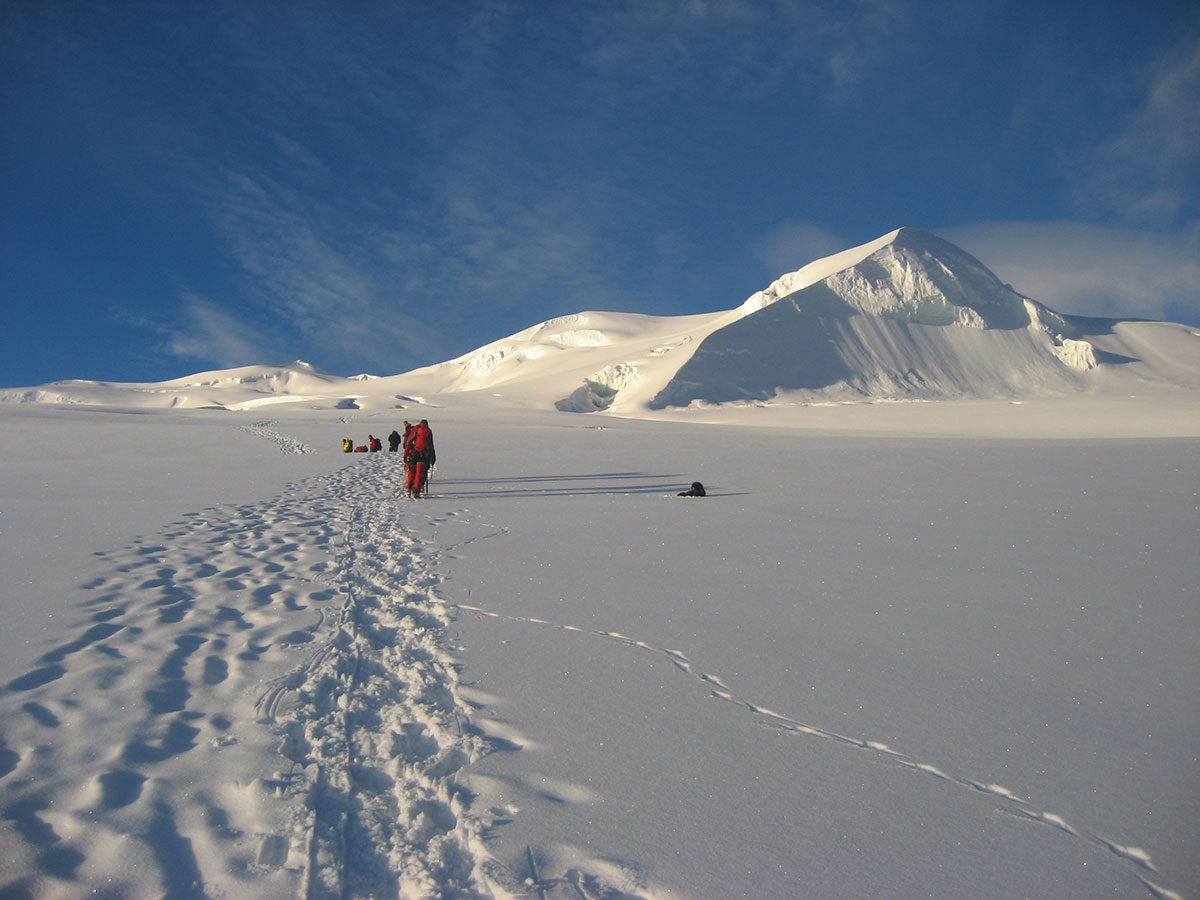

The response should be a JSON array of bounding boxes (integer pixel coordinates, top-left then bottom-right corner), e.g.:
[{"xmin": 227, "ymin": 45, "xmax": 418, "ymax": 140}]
[{"xmin": 426, "ymin": 472, "xmax": 703, "ymax": 499}]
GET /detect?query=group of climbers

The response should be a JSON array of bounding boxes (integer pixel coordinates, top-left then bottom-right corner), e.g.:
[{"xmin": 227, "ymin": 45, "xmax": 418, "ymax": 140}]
[
  {"xmin": 339, "ymin": 420, "xmax": 703, "ymax": 501},
  {"xmin": 341, "ymin": 434, "xmax": 385, "ymax": 453},
  {"xmin": 339, "ymin": 419, "xmax": 436, "ymax": 499}
]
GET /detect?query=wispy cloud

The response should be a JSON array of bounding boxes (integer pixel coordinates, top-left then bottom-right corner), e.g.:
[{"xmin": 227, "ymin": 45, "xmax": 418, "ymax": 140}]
[
  {"xmin": 1073, "ymin": 37, "xmax": 1200, "ymax": 228},
  {"xmin": 751, "ymin": 222, "xmax": 849, "ymax": 279},
  {"xmin": 143, "ymin": 2, "xmax": 669, "ymax": 373},
  {"xmin": 821, "ymin": 0, "xmax": 916, "ymax": 99},
  {"xmin": 164, "ymin": 295, "xmax": 279, "ymax": 368},
  {"xmin": 944, "ymin": 221, "xmax": 1200, "ymax": 324},
  {"xmin": 204, "ymin": 164, "xmax": 441, "ymax": 371},
  {"xmin": 11, "ymin": 0, "xmax": 1197, "ymax": 385},
  {"xmin": 941, "ymin": 30, "xmax": 1200, "ymax": 321},
  {"xmin": 579, "ymin": 0, "xmax": 918, "ymax": 101}
]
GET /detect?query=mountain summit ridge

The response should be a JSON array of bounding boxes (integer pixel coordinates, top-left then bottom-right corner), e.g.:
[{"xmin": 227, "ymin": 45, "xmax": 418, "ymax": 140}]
[
  {"xmin": 4, "ymin": 228, "xmax": 1198, "ymax": 414},
  {"xmin": 644, "ymin": 227, "xmax": 1123, "ymax": 408},
  {"xmin": 744, "ymin": 227, "xmax": 1031, "ymax": 325}
]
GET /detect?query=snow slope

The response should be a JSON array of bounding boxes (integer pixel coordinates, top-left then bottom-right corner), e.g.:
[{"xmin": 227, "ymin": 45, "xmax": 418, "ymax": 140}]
[
  {"xmin": 0, "ymin": 398, "xmax": 1197, "ymax": 899},
  {"xmin": 0, "ymin": 361, "xmax": 374, "ymax": 413},
  {"xmin": 5, "ymin": 229, "xmax": 1198, "ymax": 418},
  {"xmin": 351, "ymin": 228, "xmax": 1200, "ymax": 414}
]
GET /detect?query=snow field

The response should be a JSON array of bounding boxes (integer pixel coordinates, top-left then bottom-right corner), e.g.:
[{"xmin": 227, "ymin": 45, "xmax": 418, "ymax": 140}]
[
  {"xmin": 0, "ymin": 404, "xmax": 1197, "ymax": 899},
  {"xmin": 421, "ymin": 416, "xmax": 1199, "ymax": 899}
]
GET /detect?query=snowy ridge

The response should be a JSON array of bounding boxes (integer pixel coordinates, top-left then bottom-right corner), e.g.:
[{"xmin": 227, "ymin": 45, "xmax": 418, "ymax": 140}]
[
  {"xmin": 0, "ymin": 361, "xmax": 368, "ymax": 412},
  {"xmin": 736, "ymin": 228, "xmax": 901, "ymax": 316},
  {"xmin": 3, "ymin": 229, "xmax": 1198, "ymax": 416}
]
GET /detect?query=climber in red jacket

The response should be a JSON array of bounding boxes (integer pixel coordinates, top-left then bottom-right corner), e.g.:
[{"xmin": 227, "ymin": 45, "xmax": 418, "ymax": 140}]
[{"xmin": 405, "ymin": 419, "xmax": 435, "ymax": 498}]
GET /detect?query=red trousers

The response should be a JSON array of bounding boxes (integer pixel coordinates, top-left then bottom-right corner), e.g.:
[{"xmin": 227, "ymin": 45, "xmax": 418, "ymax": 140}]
[{"xmin": 407, "ymin": 461, "xmax": 428, "ymax": 494}]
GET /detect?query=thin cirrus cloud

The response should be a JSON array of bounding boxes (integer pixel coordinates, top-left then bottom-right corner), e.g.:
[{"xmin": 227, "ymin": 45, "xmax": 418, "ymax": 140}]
[
  {"xmin": 6, "ymin": 0, "xmax": 1199, "ymax": 389},
  {"xmin": 944, "ymin": 221, "xmax": 1200, "ymax": 324},
  {"xmin": 173, "ymin": 9, "xmax": 1200, "ymax": 376},
  {"xmin": 580, "ymin": 0, "xmax": 919, "ymax": 101},
  {"xmin": 206, "ymin": 167, "xmax": 439, "ymax": 371},
  {"xmin": 1073, "ymin": 37, "xmax": 1200, "ymax": 227},
  {"xmin": 160, "ymin": 5, "xmax": 645, "ymax": 374},
  {"xmin": 947, "ymin": 37, "xmax": 1200, "ymax": 325},
  {"xmin": 163, "ymin": 295, "xmax": 277, "ymax": 370}
]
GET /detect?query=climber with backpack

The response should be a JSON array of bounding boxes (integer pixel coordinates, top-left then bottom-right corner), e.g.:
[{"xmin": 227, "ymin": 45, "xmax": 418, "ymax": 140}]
[{"xmin": 404, "ymin": 420, "xmax": 436, "ymax": 499}]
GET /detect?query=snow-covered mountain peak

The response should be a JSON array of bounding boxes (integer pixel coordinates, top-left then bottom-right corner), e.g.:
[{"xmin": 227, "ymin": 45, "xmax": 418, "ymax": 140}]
[
  {"xmin": 640, "ymin": 228, "xmax": 1200, "ymax": 409},
  {"xmin": 738, "ymin": 226, "xmax": 1024, "ymax": 328},
  {"xmin": 4, "ymin": 229, "xmax": 1198, "ymax": 415},
  {"xmin": 738, "ymin": 228, "xmax": 903, "ymax": 316}
]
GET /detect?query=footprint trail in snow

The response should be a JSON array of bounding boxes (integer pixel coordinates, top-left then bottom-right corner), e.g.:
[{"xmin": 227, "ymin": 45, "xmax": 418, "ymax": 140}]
[
  {"xmin": 1, "ymin": 436, "xmax": 1182, "ymax": 900},
  {"xmin": 451, "ymin": 602, "xmax": 1186, "ymax": 900},
  {"xmin": 0, "ymin": 452, "xmax": 646, "ymax": 899}
]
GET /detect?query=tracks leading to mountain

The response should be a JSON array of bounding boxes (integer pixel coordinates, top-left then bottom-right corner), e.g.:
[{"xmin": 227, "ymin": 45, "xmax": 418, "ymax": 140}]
[
  {"xmin": 283, "ymin": 497, "xmax": 491, "ymax": 899},
  {"xmin": 0, "ymin": 454, "xmax": 545, "ymax": 898},
  {"xmin": 7, "ymin": 428, "xmax": 1175, "ymax": 899}
]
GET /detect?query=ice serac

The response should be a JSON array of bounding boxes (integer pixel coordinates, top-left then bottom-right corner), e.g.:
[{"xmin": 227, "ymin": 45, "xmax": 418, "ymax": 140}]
[
  {"xmin": 649, "ymin": 227, "xmax": 1094, "ymax": 408},
  {"xmin": 555, "ymin": 363, "xmax": 640, "ymax": 412}
]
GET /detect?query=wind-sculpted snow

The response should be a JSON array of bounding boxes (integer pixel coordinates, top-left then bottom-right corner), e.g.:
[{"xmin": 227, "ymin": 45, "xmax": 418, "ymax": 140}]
[
  {"xmin": 465, "ymin": 346, "xmax": 519, "ymax": 378},
  {"xmin": 0, "ymin": 457, "xmax": 661, "ymax": 899},
  {"xmin": 544, "ymin": 330, "xmax": 608, "ymax": 348}
]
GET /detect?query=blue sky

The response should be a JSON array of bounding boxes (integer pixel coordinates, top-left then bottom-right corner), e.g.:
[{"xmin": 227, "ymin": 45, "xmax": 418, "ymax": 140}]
[{"xmin": 3, "ymin": 0, "xmax": 1198, "ymax": 386}]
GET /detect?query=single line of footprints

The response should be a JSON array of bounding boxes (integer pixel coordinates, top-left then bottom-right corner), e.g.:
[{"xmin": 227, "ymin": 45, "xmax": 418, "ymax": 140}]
[{"xmin": 450, "ymin": 602, "xmax": 1186, "ymax": 900}]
